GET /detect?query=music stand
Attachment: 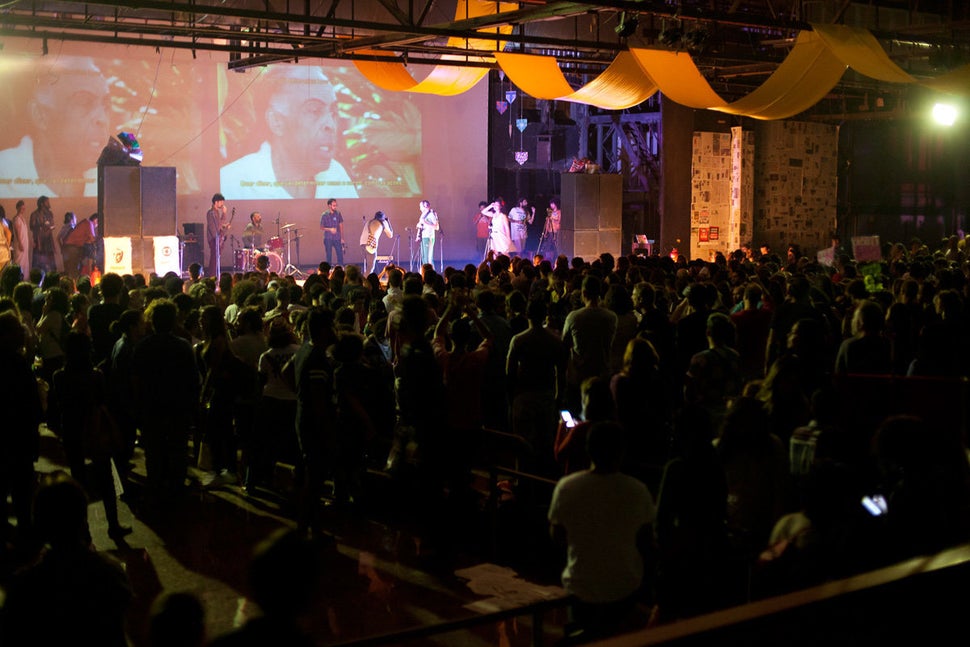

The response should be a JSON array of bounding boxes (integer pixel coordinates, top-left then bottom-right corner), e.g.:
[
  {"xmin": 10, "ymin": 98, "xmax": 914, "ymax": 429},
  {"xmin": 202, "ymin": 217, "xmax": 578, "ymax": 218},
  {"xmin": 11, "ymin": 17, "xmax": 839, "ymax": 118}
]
[
  {"xmin": 281, "ymin": 223, "xmax": 306, "ymax": 278},
  {"xmin": 407, "ymin": 228, "xmax": 417, "ymax": 272}
]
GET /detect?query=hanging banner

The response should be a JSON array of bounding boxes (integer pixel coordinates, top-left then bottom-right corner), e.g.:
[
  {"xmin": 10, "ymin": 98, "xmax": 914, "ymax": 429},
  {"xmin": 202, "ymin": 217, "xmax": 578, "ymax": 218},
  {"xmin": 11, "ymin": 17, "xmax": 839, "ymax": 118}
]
[
  {"xmin": 153, "ymin": 235, "xmax": 181, "ymax": 276},
  {"xmin": 516, "ymin": 118, "xmax": 528, "ymax": 132},
  {"xmin": 514, "ymin": 151, "xmax": 529, "ymax": 165},
  {"xmin": 495, "ymin": 100, "xmax": 508, "ymax": 114},
  {"xmin": 104, "ymin": 237, "xmax": 133, "ymax": 275},
  {"xmin": 505, "ymin": 90, "xmax": 517, "ymax": 104}
]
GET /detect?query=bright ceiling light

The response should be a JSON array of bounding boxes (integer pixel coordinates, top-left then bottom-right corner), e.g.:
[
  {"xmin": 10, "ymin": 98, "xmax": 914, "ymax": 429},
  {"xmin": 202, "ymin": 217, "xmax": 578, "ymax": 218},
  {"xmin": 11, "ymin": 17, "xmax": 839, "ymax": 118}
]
[{"xmin": 932, "ymin": 102, "xmax": 958, "ymax": 126}]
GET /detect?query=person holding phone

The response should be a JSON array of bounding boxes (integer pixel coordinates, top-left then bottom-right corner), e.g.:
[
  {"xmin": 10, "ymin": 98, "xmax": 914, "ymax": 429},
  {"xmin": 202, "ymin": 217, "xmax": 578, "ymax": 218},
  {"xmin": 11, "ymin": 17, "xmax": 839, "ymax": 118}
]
[
  {"xmin": 548, "ymin": 421, "xmax": 656, "ymax": 638},
  {"xmin": 554, "ymin": 377, "xmax": 615, "ymax": 475},
  {"xmin": 507, "ymin": 299, "xmax": 567, "ymax": 476}
]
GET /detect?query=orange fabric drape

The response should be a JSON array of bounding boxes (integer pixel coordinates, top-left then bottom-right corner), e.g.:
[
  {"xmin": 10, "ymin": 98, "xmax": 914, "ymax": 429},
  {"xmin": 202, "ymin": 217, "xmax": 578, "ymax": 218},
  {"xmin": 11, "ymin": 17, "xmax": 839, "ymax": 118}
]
[
  {"xmin": 356, "ymin": 13, "xmax": 969, "ymax": 116},
  {"xmin": 715, "ymin": 31, "xmax": 847, "ymax": 120},
  {"xmin": 812, "ymin": 22, "xmax": 970, "ymax": 95},
  {"xmin": 628, "ymin": 48, "xmax": 727, "ymax": 109},
  {"xmin": 353, "ymin": 0, "xmax": 515, "ymax": 96},
  {"xmin": 812, "ymin": 23, "xmax": 916, "ymax": 84},
  {"xmin": 495, "ymin": 51, "xmax": 658, "ymax": 110}
]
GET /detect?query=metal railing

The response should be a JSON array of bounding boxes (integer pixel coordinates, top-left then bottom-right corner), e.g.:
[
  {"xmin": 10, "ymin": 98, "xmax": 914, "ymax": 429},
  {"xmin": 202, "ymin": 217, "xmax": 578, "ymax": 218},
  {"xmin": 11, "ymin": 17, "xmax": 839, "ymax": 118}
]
[{"xmin": 328, "ymin": 594, "xmax": 572, "ymax": 647}]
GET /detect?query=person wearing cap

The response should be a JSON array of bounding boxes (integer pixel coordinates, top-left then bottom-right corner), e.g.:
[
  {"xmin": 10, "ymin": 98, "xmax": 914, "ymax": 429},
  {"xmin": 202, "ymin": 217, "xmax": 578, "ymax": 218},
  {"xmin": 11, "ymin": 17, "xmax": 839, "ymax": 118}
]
[{"xmin": 359, "ymin": 210, "xmax": 394, "ymax": 274}]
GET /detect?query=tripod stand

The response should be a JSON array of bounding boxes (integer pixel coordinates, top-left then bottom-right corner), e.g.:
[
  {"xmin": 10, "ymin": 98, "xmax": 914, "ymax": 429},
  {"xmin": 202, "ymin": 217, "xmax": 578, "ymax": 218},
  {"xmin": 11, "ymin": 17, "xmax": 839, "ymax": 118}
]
[
  {"xmin": 536, "ymin": 221, "xmax": 558, "ymax": 259},
  {"xmin": 406, "ymin": 228, "xmax": 417, "ymax": 272},
  {"xmin": 281, "ymin": 224, "xmax": 306, "ymax": 279}
]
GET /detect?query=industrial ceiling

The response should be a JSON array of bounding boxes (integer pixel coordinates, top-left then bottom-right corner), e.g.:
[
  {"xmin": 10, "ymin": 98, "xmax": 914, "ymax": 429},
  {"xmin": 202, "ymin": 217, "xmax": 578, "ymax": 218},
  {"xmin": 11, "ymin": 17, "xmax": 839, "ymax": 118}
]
[{"xmin": 2, "ymin": 1, "xmax": 967, "ymax": 106}]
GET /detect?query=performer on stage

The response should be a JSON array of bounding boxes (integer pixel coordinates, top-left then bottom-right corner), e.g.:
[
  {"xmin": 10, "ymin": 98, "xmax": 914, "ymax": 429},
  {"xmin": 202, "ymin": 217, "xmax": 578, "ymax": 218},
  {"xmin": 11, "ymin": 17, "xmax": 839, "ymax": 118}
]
[
  {"xmin": 481, "ymin": 201, "xmax": 513, "ymax": 257},
  {"xmin": 62, "ymin": 213, "xmax": 99, "ymax": 278},
  {"xmin": 242, "ymin": 211, "xmax": 265, "ymax": 250},
  {"xmin": 10, "ymin": 200, "xmax": 30, "ymax": 275},
  {"xmin": 0, "ymin": 206, "xmax": 10, "ymax": 270},
  {"xmin": 206, "ymin": 193, "xmax": 231, "ymax": 278},
  {"xmin": 415, "ymin": 199, "xmax": 439, "ymax": 266},
  {"xmin": 360, "ymin": 210, "xmax": 394, "ymax": 275},
  {"xmin": 508, "ymin": 197, "xmax": 534, "ymax": 257},
  {"xmin": 539, "ymin": 199, "xmax": 561, "ymax": 258},
  {"xmin": 320, "ymin": 198, "xmax": 345, "ymax": 266},
  {"xmin": 472, "ymin": 201, "xmax": 490, "ymax": 259},
  {"xmin": 29, "ymin": 196, "xmax": 56, "ymax": 272}
]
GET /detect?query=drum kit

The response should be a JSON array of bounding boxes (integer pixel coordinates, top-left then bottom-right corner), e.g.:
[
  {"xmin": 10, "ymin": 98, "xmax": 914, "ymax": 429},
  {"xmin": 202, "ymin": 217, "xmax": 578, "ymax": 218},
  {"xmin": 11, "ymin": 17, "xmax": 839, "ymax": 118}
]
[{"xmin": 234, "ymin": 220, "xmax": 303, "ymax": 276}]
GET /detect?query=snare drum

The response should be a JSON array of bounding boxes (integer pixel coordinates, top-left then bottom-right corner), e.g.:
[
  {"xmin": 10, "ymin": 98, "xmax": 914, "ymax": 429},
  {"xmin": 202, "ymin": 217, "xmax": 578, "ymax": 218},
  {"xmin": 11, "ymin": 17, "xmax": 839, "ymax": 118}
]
[{"xmin": 266, "ymin": 236, "xmax": 284, "ymax": 251}]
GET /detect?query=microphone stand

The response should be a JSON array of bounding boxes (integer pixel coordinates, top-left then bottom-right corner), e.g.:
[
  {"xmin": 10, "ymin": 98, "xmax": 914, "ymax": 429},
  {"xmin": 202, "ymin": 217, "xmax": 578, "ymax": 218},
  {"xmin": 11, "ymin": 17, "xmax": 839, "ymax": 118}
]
[
  {"xmin": 405, "ymin": 228, "xmax": 415, "ymax": 273},
  {"xmin": 437, "ymin": 228, "xmax": 444, "ymax": 273}
]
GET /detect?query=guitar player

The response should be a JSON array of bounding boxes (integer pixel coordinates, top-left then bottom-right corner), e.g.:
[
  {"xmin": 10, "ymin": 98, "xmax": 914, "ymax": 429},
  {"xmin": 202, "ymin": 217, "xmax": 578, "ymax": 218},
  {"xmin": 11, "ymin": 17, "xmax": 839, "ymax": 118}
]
[
  {"xmin": 206, "ymin": 192, "xmax": 232, "ymax": 278},
  {"xmin": 359, "ymin": 210, "xmax": 393, "ymax": 275}
]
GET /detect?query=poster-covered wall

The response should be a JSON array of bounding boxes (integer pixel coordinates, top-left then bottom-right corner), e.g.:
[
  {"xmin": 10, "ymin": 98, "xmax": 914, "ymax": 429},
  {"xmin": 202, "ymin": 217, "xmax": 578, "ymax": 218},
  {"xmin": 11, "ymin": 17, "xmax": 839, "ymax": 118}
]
[
  {"xmin": 690, "ymin": 132, "xmax": 733, "ymax": 260},
  {"xmin": 753, "ymin": 121, "xmax": 838, "ymax": 255},
  {"xmin": 690, "ymin": 121, "xmax": 837, "ymax": 260},
  {"xmin": 730, "ymin": 126, "xmax": 755, "ymax": 253},
  {"xmin": 690, "ymin": 129, "xmax": 754, "ymax": 260}
]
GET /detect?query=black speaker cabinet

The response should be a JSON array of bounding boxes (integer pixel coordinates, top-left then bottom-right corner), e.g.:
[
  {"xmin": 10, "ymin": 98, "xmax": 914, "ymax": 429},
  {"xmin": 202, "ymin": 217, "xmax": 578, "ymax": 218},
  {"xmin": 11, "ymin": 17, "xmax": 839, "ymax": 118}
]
[
  {"xmin": 102, "ymin": 166, "xmax": 177, "ymax": 237},
  {"xmin": 560, "ymin": 173, "xmax": 622, "ymax": 260},
  {"xmin": 141, "ymin": 167, "xmax": 177, "ymax": 236},
  {"xmin": 182, "ymin": 223, "xmax": 204, "ymax": 268}
]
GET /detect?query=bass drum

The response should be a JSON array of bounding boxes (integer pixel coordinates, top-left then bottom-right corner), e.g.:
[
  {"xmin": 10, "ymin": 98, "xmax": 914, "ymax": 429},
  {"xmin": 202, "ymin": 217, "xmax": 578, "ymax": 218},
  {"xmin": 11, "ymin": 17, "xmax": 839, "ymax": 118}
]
[{"xmin": 264, "ymin": 251, "xmax": 284, "ymax": 274}]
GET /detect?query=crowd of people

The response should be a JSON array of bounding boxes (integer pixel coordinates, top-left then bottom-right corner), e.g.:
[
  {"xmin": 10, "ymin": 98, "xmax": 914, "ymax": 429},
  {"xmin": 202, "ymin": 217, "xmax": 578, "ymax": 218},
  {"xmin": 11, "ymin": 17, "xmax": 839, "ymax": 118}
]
[
  {"xmin": 2, "ymin": 233, "xmax": 970, "ymax": 643},
  {"xmin": 0, "ymin": 195, "xmax": 101, "ymax": 280}
]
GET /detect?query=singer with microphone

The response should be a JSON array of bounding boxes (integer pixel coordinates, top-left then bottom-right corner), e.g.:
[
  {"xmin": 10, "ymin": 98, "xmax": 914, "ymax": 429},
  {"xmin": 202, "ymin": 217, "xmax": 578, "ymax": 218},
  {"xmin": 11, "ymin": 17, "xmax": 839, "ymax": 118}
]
[
  {"xmin": 206, "ymin": 192, "xmax": 231, "ymax": 278},
  {"xmin": 360, "ymin": 210, "xmax": 394, "ymax": 274},
  {"xmin": 415, "ymin": 199, "xmax": 439, "ymax": 266}
]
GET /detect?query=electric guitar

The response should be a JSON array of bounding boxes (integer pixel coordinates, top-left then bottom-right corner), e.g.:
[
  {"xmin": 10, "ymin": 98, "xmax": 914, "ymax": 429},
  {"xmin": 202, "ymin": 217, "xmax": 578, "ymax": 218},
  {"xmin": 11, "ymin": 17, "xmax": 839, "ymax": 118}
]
[{"xmin": 219, "ymin": 207, "xmax": 235, "ymax": 250}]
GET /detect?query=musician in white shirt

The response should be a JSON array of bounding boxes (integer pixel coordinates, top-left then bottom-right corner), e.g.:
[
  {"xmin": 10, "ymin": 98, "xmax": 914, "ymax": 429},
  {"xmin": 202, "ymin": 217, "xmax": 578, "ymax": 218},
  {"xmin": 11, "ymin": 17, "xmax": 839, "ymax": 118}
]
[{"xmin": 415, "ymin": 199, "xmax": 438, "ymax": 266}]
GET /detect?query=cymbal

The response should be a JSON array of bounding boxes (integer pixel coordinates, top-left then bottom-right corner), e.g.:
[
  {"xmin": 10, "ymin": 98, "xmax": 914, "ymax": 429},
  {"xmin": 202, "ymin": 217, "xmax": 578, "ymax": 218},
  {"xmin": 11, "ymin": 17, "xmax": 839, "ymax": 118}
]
[{"xmin": 280, "ymin": 223, "xmax": 296, "ymax": 230}]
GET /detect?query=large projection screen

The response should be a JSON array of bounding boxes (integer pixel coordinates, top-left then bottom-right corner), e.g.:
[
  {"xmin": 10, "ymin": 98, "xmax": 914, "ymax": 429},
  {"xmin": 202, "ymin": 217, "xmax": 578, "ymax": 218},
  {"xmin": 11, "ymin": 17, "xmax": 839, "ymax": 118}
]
[{"xmin": 0, "ymin": 39, "xmax": 488, "ymax": 268}]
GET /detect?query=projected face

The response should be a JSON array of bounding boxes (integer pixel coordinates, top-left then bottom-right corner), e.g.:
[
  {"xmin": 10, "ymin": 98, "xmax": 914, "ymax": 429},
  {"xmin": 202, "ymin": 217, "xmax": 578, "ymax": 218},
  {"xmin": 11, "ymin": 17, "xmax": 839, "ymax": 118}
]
[
  {"xmin": 267, "ymin": 70, "xmax": 337, "ymax": 176},
  {"xmin": 220, "ymin": 66, "xmax": 359, "ymax": 200},
  {"xmin": 34, "ymin": 79, "xmax": 109, "ymax": 166},
  {"xmin": 0, "ymin": 56, "xmax": 111, "ymax": 198}
]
